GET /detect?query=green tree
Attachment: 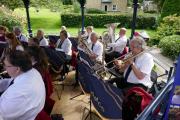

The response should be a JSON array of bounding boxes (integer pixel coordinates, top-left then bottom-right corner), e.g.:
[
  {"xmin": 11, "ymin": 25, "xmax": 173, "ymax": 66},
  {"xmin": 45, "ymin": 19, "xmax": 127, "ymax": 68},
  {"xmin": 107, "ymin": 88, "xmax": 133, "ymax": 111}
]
[
  {"xmin": 161, "ymin": 0, "xmax": 180, "ymax": 18},
  {"xmin": 0, "ymin": 0, "xmax": 23, "ymax": 10},
  {"xmin": 62, "ymin": 0, "xmax": 73, "ymax": 5},
  {"xmin": 77, "ymin": 0, "xmax": 86, "ymax": 6},
  {"xmin": 153, "ymin": 0, "xmax": 165, "ymax": 12}
]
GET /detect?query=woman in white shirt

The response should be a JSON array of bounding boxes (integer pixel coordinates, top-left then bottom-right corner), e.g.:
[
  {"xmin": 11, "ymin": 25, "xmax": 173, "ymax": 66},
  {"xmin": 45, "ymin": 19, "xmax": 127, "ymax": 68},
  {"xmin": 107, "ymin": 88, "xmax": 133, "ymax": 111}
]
[{"xmin": 56, "ymin": 30, "xmax": 72, "ymax": 60}]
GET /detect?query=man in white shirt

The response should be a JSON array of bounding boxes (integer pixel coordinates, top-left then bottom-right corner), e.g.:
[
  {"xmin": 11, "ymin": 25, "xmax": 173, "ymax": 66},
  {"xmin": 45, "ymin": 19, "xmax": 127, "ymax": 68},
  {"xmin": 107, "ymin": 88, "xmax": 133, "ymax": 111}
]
[
  {"xmin": 89, "ymin": 32, "xmax": 103, "ymax": 63},
  {"xmin": 0, "ymin": 50, "xmax": 45, "ymax": 120},
  {"xmin": 36, "ymin": 29, "xmax": 49, "ymax": 46},
  {"xmin": 105, "ymin": 27, "xmax": 127, "ymax": 67},
  {"xmin": 13, "ymin": 26, "xmax": 28, "ymax": 43},
  {"xmin": 56, "ymin": 30, "xmax": 72, "ymax": 60},
  {"xmin": 109, "ymin": 37, "xmax": 154, "ymax": 90}
]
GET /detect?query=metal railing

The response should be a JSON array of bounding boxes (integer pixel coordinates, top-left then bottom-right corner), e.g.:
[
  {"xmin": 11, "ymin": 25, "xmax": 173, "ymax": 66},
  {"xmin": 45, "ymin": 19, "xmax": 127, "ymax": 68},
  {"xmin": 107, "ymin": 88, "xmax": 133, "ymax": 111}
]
[{"xmin": 136, "ymin": 77, "xmax": 174, "ymax": 120}]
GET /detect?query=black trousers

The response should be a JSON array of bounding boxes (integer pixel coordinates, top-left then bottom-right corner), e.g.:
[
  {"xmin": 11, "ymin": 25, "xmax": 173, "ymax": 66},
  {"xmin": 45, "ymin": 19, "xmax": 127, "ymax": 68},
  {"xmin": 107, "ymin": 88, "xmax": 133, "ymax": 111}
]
[
  {"xmin": 105, "ymin": 51, "xmax": 120, "ymax": 68},
  {"xmin": 108, "ymin": 77, "xmax": 148, "ymax": 91}
]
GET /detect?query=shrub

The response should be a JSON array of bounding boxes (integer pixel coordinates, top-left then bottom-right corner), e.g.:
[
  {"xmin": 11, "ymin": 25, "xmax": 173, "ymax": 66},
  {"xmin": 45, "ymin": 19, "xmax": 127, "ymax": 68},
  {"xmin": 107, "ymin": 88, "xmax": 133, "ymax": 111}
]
[
  {"xmin": 62, "ymin": 0, "xmax": 73, "ymax": 5},
  {"xmin": 86, "ymin": 8, "xmax": 106, "ymax": 14},
  {"xmin": 0, "ymin": 6, "xmax": 25, "ymax": 31},
  {"xmin": 73, "ymin": 1, "xmax": 80, "ymax": 13},
  {"xmin": 161, "ymin": 0, "xmax": 180, "ymax": 18},
  {"xmin": 61, "ymin": 13, "xmax": 157, "ymax": 29},
  {"xmin": 148, "ymin": 15, "xmax": 180, "ymax": 46},
  {"xmin": 159, "ymin": 35, "xmax": 180, "ymax": 60}
]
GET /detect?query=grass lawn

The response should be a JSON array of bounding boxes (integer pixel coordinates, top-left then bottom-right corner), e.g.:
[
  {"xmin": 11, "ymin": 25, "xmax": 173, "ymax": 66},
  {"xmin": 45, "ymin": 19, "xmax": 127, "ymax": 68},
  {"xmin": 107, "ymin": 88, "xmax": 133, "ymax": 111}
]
[
  {"xmin": 14, "ymin": 7, "xmax": 61, "ymax": 34},
  {"xmin": 14, "ymin": 7, "xmax": 156, "ymax": 37}
]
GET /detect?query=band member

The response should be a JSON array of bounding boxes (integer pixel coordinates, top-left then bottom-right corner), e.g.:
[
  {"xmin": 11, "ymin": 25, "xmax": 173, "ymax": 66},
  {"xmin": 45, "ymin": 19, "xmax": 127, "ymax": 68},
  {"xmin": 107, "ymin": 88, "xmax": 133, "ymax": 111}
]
[
  {"xmin": 0, "ymin": 26, "xmax": 8, "ymax": 56},
  {"xmin": 26, "ymin": 46, "xmax": 54, "ymax": 115},
  {"xmin": 105, "ymin": 27, "xmax": 127, "ymax": 67},
  {"xmin": 109, "ymin": 37, "xmax": 154, "ymax": 90},
  {"xmin": 56, "ymin": 30, "xmax": 72, "ymax": 60},
  {"xmin": 61, "ymin": 26, "xmax": 71, "ymax": 38},
  {"xmin": 28, "ymin": 37, "xmax": 40, "ymax": 46},
  {"xmin": 0, "ymin": 25, "xmax": 7, "ymax": 42},
  {"xmin": 36, "ymin": 29, "xmax": 49, "ymax": 46},
  {"xmin": 13, "ymin": 26, "xmax": 28, "ymax": 45},
  {"xmin": 5, "ymin": 32, "xmax": 24, "ymax": 51},
  {"xmin": 0, "ymin": 50, "xmax": 45, "ymax": 120},
  {"xmin": 89, "ymin": 32, "xmax": 103, "ymax": 63},
  {"xmin": 86, "ymin": 26, "xmax": 93, "ymax": 44}
]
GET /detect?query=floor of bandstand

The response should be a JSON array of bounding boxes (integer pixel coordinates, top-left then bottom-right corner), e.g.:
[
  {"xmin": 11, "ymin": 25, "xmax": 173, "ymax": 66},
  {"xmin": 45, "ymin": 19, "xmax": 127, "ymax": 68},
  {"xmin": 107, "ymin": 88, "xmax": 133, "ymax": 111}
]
[{"xmin": 50, "ymin": 71, "xmax": 100, "ymax": 120}]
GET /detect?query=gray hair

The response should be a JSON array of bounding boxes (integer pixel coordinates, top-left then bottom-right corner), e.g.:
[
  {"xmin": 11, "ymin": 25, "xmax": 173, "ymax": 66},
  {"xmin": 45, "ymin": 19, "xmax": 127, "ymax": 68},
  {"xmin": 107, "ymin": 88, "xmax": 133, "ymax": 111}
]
[
  {"xmin": 130, "ymin": 36, "xmax": 146, "ymax": 50},
  {"xmin": 37, "ymin": 29, "xmax": 44, "ymax": 34},
  {"xmin": 91, "ymin": 32, "xmax": 99, "ymax": 39},
  {"xmin": 13, "ymin": 26, "xmax": 22, "ymax": 32}
]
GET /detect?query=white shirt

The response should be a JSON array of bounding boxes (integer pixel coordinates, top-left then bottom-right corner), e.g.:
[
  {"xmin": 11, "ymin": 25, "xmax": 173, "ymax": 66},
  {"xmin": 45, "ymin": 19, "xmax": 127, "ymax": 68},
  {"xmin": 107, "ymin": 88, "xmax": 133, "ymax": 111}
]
[
  {"xmin": 0, "ymin": 68, "xmax": 45, "ymax": 120},
  {"xmin": 172, "ymin": 95, "xmax": 180, "ymax": 104},
  {"xmin": 107, "ymin": 35, "xmax": 127, "ymax": 53},
  {"xmin": 56, "ymin": 38, "xmax": 72, "ymax": 56},
  {"xmin": 90, "ymin": 41, "xmax": 103, "ymax": 62},
  {"xmin": 17, "ymin": 34, "xmax": 28, "ymax": 43},
  {"xmin": 16, "ymin": 45, "xmax": 24, "ymax": 51},
  {"xmin": 8, "ymin": 45, "xmax": 24, "ymax": 51},
  {"xmin": 87, "ymin": 32, "xmax": 92, "ymax": 44},
  {"xmin": 124, "ymin": 52, "xmax": 154, "ymax": 88},
  {"xmin": 39, "ymin": 37, "xmax": 49, "ymax": 46}
]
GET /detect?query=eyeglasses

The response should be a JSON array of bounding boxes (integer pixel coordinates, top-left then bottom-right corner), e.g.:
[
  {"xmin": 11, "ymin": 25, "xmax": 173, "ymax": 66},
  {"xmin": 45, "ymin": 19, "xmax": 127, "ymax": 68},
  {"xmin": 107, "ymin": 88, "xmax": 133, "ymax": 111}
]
[{"xmin": 3, "ymin": 64, "xmax": 16, "ymax": 69}]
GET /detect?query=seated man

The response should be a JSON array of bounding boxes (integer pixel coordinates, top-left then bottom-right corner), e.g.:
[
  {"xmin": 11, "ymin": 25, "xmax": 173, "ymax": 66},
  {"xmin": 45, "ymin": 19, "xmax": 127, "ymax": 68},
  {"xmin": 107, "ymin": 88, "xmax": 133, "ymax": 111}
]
[
  {"xmin": 56, "ymin": 30, "xmax": 72, "ymax": 61},
  {"xmin": 89, "ymin": 32, "xmax": 103, "ymax": 63},
  {"xmin": 0, "ymin": 50, "xmax": 45, "ymax": 120},
  {"xmin": 36, "ymin": 29, "xmax": 49, "ymax": 47},
  {"xmin": 105, "ymin": 27, "xmax": 127, "ymax": 67},
  {"xmin": 13, "ymin": 26, "xmax": 28, "ymax": 47},
  {"xmin": 109, "ymin": 37, "xmax": 154, "ymax": 91}
]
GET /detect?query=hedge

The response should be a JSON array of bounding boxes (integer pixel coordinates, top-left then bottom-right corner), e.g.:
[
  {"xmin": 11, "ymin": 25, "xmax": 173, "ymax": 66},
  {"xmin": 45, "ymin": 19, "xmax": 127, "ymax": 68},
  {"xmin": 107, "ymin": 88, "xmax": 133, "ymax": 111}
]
[
  {"xmin": 86, "ymin": 8, "xmax": 107, "ymax": 14},
  {"xmin": 159, "ymin": 35, "xmax": 180, "ymax": 60},
  {"xmin": 61, "ymin": 13, "xmax": 157, "ymax": 29}
]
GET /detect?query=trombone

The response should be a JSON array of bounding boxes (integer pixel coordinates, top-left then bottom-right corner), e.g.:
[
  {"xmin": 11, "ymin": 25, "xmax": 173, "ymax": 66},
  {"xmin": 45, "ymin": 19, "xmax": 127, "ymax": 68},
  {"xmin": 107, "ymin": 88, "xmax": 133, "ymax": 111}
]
[{"xmin": 96, "ymin": 47, "xmax": 154, "ymax": 75}]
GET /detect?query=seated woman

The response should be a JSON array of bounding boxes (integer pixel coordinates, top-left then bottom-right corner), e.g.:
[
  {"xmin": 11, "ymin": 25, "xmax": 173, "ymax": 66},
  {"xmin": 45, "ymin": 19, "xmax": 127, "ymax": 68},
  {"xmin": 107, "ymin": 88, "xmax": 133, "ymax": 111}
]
[
  {"xmin": 5, "ymin": 32, "xmax": 24, "ymax": 51},
  {"xmin": 0, "ymin": 50, "xmax": 45, "ymax": 120},
  {"xmin": 26, "ymin": 46, "xmax": 54, "ymax": 115}
]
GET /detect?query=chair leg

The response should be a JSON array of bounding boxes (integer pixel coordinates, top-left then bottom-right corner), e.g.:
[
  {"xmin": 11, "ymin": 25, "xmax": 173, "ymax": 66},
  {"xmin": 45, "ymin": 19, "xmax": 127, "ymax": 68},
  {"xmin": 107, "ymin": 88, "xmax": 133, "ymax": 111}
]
[
  {"xmin": 53, "ymin": 82, "xmax": 65, "ymax": 100},
  {"xmin": 69, "ymin": 92, "xmax": 84, "ymax": 100},
  {"xmin": 54, "ymin": 85, "xmax": 61, "ymax": 100}
]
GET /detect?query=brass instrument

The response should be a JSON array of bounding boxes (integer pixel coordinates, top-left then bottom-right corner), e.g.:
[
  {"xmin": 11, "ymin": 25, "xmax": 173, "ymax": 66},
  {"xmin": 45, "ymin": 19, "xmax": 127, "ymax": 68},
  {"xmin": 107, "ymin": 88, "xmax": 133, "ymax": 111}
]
[{"xmin": 96, "ymin": 47, "xmax": 154, "ymax": 75}]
